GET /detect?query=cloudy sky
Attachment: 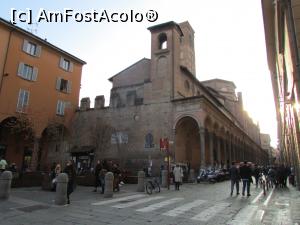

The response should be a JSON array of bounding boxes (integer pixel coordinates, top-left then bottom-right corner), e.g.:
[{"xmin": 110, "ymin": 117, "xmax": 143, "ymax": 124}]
[{"xmin": 1, "ymin": 0, "xmax": 277, "ymax": 146}]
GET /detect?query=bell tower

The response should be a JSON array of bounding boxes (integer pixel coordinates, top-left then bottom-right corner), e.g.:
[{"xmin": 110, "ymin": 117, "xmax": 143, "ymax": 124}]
[
  {"xmin": 144, "ymin": 21, "xmax": 196, "ymax": 103},
  {"xmin": 145, "ymin": 21, "xmax": 183, "ymax": 103}
]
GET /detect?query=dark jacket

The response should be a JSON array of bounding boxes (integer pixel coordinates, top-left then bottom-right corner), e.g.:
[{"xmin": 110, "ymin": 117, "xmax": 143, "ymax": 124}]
[
  {"xmin": 229, "ymin": 166, "xmax": 240, "ymax": 181},
  {"xmin": 239, "ymin": 165, "xmax": 252, "ymax": 180},
  {"xmin": 64, "ymin": 164, "xmax": 76, "ymax": 184}
]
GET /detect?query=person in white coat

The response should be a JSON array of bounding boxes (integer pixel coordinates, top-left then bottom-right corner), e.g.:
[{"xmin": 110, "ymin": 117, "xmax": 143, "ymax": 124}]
[{"xmin": 173, "ymin": 164, "xmax": 183, "ymax": 190}]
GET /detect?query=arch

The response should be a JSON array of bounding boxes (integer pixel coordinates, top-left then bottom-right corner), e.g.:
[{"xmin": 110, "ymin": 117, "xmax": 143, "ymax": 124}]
[
  {"xmin": 40, "ymin": 122, "xmax": 70, "ymax": 171},
  {"xmin": 173, "ymin": 114, "xmax": 201, "ymax": 130},
  {"xmin": 174, "ymin": 116, "xmax": 201, "ymax": 170},
  {"xmin": 0, "ymin": 116, "xmax": 35, "ymax": 171},
  {"xmin": 158, "ymin": 33, "xmax": 167, "ymax": 49}
]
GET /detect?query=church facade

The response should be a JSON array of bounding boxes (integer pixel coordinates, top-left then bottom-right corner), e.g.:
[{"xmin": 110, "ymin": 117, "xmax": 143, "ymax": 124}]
[{"xmin": 57, "ymin": 21, "xmax": 267, "ymax": 174}]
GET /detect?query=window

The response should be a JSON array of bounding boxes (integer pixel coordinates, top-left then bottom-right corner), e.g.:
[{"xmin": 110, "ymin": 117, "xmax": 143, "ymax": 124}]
[
  {"xmin": 158, "ymin": 33, "xmax": 167, "ymax": 50},
  {"xmin": 16, "ymin": 89, "xmax": 30, "ymax": 113},
  {"xmin": 59, "ymin": 57, "xmax": 73, "ymax": 72},
  {"xmin": 145, "ymin": 133, "xmax": 154, "ymax": 148},
  {"xmin": 17, "ymin": 62, "xmax": 38, "ymax": 81},
  {"xmin": 111, "ymin": 132, "xmax": 128, "ymax": 144},
  {"xmin": 56, "ymin": 77, "xmax": 72, "ymax": 93},
  {"xmin": 22, "ymin": 39, "xmax": 41, "ymax": 57},
  {"xmin": 56, "ymin": 100, "xmax": 70, "ymax": 116}
]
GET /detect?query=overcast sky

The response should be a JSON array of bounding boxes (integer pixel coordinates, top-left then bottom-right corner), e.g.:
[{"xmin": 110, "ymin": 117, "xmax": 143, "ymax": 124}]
[{"xmin": 1, "ymin": 0, "xmax": 277, "ymax": 147}]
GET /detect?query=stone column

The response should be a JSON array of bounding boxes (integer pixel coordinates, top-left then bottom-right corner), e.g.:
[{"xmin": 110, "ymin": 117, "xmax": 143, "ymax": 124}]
[
  {"xmin": 216, "ymin": 136, "xmax": 221, "ymax": 167},
  {"xmin": 0, "ymin": 171, "xmax": 13, "ymax": 200},
  {"xmin": 137, "ymin": 170, "xmax": 145, "ymax": 191},
  {"xmin": 199, "ymin": 128, "xmax": 206, "ymax": 169},
  {"xmin": 228, "ymin": 136, "xmax": 232, "ymax": 164},
  {"xmin": 104, "ymin": 172, "xmax": 114, "ymax": 198},
  {"xmin": 55, "ymin": 173, "xmax": 68, "ymax": 205},
  {"xmin": 161, "ymin": 170, "xmax": 168, "ymax": 188},
  {"xmin": 188, "ymin": 169, "xmax": 195, "ymax": 183},
  {"xmin": 30, "ymin": 137, "xmax": 40, "ymax": 171},
  {"xmin": 209, "ymin": 132, "xmax": 214, "ymax": 167},
  {"xmin": 224, "ymin": 139, "xmax": 227, "ymax": 166}
]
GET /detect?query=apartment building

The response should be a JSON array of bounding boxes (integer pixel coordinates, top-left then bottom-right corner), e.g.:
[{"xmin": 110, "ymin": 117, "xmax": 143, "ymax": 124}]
[{"xmin": 0, "ymin": 18, "xmax": 86, "ymax": 171}]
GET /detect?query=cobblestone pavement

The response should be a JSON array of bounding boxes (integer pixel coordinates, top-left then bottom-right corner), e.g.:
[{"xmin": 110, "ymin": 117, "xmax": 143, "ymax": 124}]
[{"xmin": 0, "ymin": 181, "xmax": 299, "ymax": 225}]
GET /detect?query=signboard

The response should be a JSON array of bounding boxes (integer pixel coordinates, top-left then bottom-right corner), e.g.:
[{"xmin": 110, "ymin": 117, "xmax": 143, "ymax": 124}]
[{"xmin": 160, "ymin": 138, "xmax": 169, "ymax": 151}]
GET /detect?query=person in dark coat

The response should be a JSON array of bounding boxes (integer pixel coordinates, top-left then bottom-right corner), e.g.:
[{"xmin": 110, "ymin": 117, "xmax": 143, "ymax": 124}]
[
  {"xmin": 93, "ymin": 160, "xmax": 102, "ymax": 192},
  {"xmin": 239, "ymin": 161, "xmax": 252, "ymax": 197},
  {"xmin": 229, "ymin": 162, "xmax": 240, "ymax": 196},
  {"xmin": 253, "ymin": 164, "xmax": 260, "ymax": 188},
  {"xmin": 64, "ymin": 160, "xmax": 77, "ymax": 204}
]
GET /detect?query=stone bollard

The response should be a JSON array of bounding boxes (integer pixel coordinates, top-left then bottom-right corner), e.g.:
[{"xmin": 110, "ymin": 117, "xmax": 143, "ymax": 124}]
[
  {"xmin": 104, "ymin": 172, "xmax": 114, "ymax": 198},
  {"xmin": 137, "ymin": 171, "xmax": 145, "ymax": 192},
  {"xmin": 0, "ymin": 171, "xmax": 13, "ymax": 200},
  {"xmin": 161, "ymin": 170, "xmax": 168, "ymax": 188},
  {"xmin": 189, "ymin": 169, "xmax": 195, "ymax": 183},
  {"xmin": 55, "ymin": 173, "xmax": 68, "ymax": 205}
]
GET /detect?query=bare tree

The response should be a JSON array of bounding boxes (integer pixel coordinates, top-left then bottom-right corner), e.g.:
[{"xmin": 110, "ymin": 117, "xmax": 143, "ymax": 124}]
[
  {"xmin": 6, "ymin": 113, "xmax": 35, "ymax": 143},
  {"xmin": 90, "ymin": 117, "xmax": 113, "ymax": 153}
]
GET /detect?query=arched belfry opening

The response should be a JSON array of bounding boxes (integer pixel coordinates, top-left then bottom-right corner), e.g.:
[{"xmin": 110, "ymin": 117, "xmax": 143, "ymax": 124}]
[
  {"xmin": 158, "ymin": 33, "xmax": 167, "ymax": 49},
  {"xmin": 174, "ymin": 116, "xmax": 200, "ymax": 169}
]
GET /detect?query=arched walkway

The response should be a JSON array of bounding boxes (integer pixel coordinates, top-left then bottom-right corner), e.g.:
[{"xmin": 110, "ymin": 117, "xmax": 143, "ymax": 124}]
[{"xmin": 174, "ymin": 116, "xmax": 201, "ymax": 169}]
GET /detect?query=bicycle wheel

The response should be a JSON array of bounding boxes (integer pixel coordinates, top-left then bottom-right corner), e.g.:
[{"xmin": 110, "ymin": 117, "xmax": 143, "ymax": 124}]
[
  {"xmin": 154, "ymin": 181, "xmax": 160, "ymax": 193},
  {"xmin": 146, "ymin": 181, "xmax": 153, "ymax": 195}
]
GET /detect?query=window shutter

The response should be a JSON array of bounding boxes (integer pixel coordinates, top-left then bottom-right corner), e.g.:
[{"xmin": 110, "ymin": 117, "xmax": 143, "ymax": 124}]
[
  {"xmin": 69, "ymin": 62, "xmax": 74, "ymax": 72},
  {"xmin": 67, "ymin": 80, "xmax": 72, "ymax": 93},
  {"xmin": 56, "ymin": 77, "xmax": 61, "ymax": 90},
  {"xmin": 59, "ymin": 57, "xmax": 64, "ymax": 69},
  {"xmin": 22, "ymin": 39, "xmax": 29, "ymax": 53},
  {"xmin": 17, "ymin": 62, "xmax": 24, "ymax": 77},
  {"xmin": 16, "ymin": 89, "xmax": 23, "ymax": 111},
  {"xmin": 56, "ymin": 100, "xmax": 61, "ymax": 114},
  {"xmin": 32, "ymin": 67, "xmax": 38, "ymax": 81},
  {"xmin": 35, "ymin": 45, "xmax": 42, "ymax": 57},
  {"xmin": 24, "ymin": 90, "xmax": 30, "ymax": 106}
]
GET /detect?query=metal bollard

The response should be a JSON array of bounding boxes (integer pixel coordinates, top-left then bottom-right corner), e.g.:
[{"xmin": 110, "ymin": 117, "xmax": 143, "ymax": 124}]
[
  {"xmin": 161, "ymin": 170, "xmax": 168, "ymax": 188},
  {"xmin": 189, "ymin": 169, "xmax": 195, "ymax": 183},
  {"xmin": 104, "ymin": 172, "xmax": 114, "ymax": 198},
  {"xmin": 137, "ymin": 171, "xmax": 145, "ymax": 192},
  {"xmin": 55, "ymin": 173, "xmax": 68, "ymax": 205},
  {"xmin": 0, "ymin": 171, "xmax": 13, "ymax": 200}
]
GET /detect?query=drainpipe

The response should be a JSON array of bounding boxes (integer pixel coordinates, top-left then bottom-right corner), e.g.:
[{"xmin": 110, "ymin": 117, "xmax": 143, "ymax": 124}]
[{"xmin": 0, "ymin": 29, "xmax": 13, "ymax": 94}]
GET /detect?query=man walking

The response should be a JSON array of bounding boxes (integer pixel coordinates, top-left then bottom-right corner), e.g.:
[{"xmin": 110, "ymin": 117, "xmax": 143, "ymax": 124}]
[
  {"xmin": 93, "ymin": 160, "xmax": 102, "ymax": 192},
  {"xmin": 229, "ymin": 162, "xmax": 240, "ymax": 196},
  {"xmin": 240, "ymin": 161, "xmax": 252, "ymax": 197}
]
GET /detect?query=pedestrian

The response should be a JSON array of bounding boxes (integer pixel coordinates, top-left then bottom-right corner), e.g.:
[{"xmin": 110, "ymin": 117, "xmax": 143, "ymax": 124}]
[
  {"xmin": 0, "ymin": 156, "xmax": 8, "ymax": 173},
  {"xmin": 229, "ymin": 162, "xmax": 240, "ymax": 196},
  {"xmin": 112, "ymin": 163, "xmax": 121, "ymax": 192},
  {"xmin": 99, "ymin": 164, "xmax": 107, "ymax": 194},
  {"xmin": 239, "ymin": 161, "xmax": 252, "ymax": 197},
  {"xmin": 173, "ymin": 164, "xmax": 183, "ymax": 191},
  {"xmin": 63, "ymin": 160, "xmax": 76, "ymax": 204},
  {"xmin": 93, "ymin": 160, "xmax": 102, "ymax": 192},
  {"xmin": 253, "ymin": 164, "xmax": 260, "ymax": 188},
  {"xmin": 51, "ymin": 163, "xmax": 61, "ymax": 191}
]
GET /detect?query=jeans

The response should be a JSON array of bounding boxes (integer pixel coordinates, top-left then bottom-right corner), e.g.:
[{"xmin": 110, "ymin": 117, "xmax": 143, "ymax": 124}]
[
  {"xmin": 100, "ymin": 177, "xmax": 105, "ymax": 194},
  {"xmin": 230, "ymin": 179, "xmax": 239, "ymax": 195},
  {"xmin": 242, "ymin": 179, "xmax": 250, "ymax": 195}
]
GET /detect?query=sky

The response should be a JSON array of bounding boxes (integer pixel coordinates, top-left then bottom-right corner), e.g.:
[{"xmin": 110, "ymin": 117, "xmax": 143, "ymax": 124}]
[{"xmin": 0, "ymin": 0, "xmax": 278, "ymax": 147}]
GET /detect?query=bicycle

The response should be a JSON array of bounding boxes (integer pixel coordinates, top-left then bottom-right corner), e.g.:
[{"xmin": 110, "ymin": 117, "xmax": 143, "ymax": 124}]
[{"xmin": 145, "ymin": 177, "xmax": 160, "ymax": 195}]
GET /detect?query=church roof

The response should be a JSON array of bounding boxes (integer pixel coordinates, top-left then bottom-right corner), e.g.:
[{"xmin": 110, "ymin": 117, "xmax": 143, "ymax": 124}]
[
  {"xmin": 148, "ymin": 21, "xmax": 184, "ymax": 36},
  {"xmin": 108, "ymin": 58, "xmax": 150, "ymax": 82}
]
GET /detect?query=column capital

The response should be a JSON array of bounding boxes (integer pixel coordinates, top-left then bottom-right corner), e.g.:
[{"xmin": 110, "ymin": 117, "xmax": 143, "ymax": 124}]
[{"xmin": 199, "ymin": 127, "xmax": 206, "ymax": 134}]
